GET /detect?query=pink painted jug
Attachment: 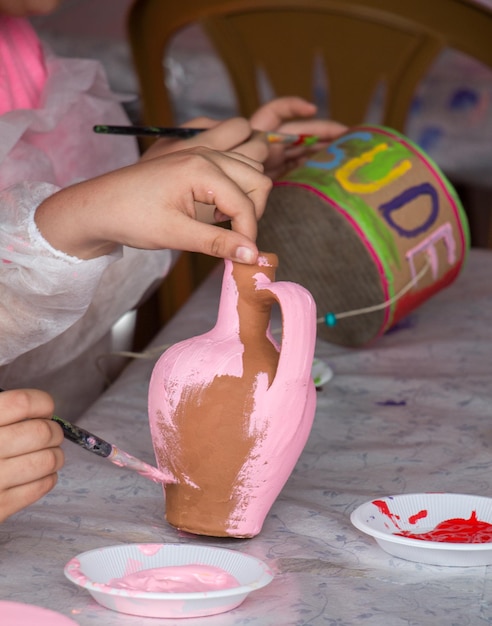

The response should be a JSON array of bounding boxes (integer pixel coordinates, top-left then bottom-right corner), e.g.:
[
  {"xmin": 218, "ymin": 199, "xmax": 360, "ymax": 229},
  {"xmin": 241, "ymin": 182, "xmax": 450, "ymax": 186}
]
[{"xmin": 148, "ymin": 252, "xmax": 317, "ymax": 537}]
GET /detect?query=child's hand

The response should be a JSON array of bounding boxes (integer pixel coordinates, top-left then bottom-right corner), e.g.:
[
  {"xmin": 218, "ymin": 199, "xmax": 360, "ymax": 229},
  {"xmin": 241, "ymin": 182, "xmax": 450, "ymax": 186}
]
[
  {"xmin": 35, "ymin": 146, "xmax": 272, "ymax": 264},
  {"xmin": 140, "ymin": 102, "xmax": 346, "ymax": 180},
  {"xmin": 249, "ymin": 96, "xmax": 348, "ymax": 179},
  {"xmin": 0, "ymin": 389, "xmax": 64, "ymax": 522}
]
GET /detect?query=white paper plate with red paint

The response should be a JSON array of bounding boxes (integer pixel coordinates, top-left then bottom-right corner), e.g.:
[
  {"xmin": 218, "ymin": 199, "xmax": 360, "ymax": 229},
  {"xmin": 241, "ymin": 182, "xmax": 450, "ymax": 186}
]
[{"xmin": 350, "ymin": 493, "xmax": 492, "ymax": 566}]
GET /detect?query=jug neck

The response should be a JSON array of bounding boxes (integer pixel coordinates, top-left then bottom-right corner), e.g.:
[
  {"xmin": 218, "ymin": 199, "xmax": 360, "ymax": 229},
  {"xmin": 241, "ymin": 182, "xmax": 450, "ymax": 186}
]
[{"xmin": 232, "ymin": 253, "xmax": 278, "ymax": 335}]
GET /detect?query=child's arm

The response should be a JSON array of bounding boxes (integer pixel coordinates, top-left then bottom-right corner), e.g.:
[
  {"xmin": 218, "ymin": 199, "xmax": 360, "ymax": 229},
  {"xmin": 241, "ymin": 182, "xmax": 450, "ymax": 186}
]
[
  {"xmin": 0, "ymin": 145, "xmax": 270, "ymax": 365},
  {"xmin": 0, "ymin": 388, "xmax": 64, "ymax": 522},
  {"xmin": 34, "ymin": 146, "xmax": 271, "ymax": 264}
]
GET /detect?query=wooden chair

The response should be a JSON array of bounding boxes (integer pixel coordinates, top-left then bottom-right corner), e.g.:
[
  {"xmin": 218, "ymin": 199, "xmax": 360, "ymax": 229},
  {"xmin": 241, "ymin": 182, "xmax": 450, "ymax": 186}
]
[{"xmin": 127, "ymin": 0, "xmax": 492, "ymax": 323}]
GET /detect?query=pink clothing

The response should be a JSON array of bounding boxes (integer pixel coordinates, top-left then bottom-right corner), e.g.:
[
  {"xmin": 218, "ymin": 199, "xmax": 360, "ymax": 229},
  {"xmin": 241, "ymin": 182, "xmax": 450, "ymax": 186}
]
[
  {"xmin": 0, "ymin": 16, "xmax": 139, "ymax": 191},
  {"xmin": 0, "ymin": 17, "xmax": 47, "ymax": 115}
]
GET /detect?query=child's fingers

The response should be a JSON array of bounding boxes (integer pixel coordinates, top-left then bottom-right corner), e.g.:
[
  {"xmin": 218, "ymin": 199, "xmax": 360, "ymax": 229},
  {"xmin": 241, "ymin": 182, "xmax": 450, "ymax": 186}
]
[
  {"xmin": 0, "ymin": 417, "xmax": 63, "ymax": 459},
  {"xmin": 250, "ymin": 96, "xmax": 317, "ymax": 130},
  {"xmin": 191, "ymin": 150, "xmax": 272, "ymax": 240},
  {"xmin": 275, "ymin": 119, "xmax": 348, "ymax": 141},
  {"xmin": 186, "ymin": 118, "xmax": 251, "ymax": 150},
  {"xmin": 166, "ymin": 216, "xmax": 260, "ymax": 265},
  {"xmin": 0, "ymin": 472, "xmax": 60, "ymax": 523},
  {"xmin": 0, "ymin": 445, "xmax": 64, "ymax": 492},
  {"xmin": 159, "ymin": 118, "xmax": 256, "ymax": 153},
  {"xmin": 141, "ymin": 118, "xmax": 242, "ymax": 161},
  {"xmin": 0, "ymin": 388, "xmax": 54, "ymax": 426},
  {"xmin": 0, "ymin": 389, "xmax": 63, "ymax": 521}
]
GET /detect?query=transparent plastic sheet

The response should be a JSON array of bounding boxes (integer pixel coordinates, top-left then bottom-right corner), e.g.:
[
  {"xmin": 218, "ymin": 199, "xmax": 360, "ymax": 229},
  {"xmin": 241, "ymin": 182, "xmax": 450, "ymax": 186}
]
[
  {"xmin": 0, "ymin": 37, "xmax": 173, "ymax": 418},
  {"xmin": 0, "ymin": 181, "xmax": 116, "ymax": 367}
]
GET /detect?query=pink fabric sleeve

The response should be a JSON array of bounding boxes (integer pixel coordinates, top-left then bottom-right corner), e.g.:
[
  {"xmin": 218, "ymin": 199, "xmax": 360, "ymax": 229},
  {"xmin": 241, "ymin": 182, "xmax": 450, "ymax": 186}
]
[{"xmin": 0, "ymin": 16, "xmax": 47, "ymax": 115}]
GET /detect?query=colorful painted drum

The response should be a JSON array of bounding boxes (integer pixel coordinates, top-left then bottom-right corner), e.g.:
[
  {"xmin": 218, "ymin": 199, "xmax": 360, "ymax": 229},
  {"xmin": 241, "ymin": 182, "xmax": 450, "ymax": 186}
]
[{"xmin": 257, "ymin": 125, "xmax": 470, "ymax": 347}]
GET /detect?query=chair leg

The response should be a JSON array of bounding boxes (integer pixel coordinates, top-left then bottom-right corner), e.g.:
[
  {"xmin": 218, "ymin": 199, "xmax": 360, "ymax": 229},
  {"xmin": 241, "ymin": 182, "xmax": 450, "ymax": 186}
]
[{"xmin": 453, "ymin": 182, "xmax": 492, "ymax": 249}]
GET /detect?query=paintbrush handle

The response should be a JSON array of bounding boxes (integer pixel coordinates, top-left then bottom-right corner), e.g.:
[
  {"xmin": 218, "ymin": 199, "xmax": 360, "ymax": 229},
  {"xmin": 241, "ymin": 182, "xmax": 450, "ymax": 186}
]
[
  {"xmin": 94, "ymin": 124, "xmax": 202, "ymax": 139},
  {"xmin": 51, "ymin": 416, "xmax": 175, "ymax": 483},
  {"xmin": 0, "ymin": 388, "xmax": 176, "ymax": 483},
  {"xmin": 51, "ymin": 415, "xmax": 112, "ymax": 458},
  {"xmin": 93, "ymin": 124, "xmax": 319, "ymax": 146},
  {"xmin": 55, "ymin": 415, "xmax": 178, "ymax": 483}
]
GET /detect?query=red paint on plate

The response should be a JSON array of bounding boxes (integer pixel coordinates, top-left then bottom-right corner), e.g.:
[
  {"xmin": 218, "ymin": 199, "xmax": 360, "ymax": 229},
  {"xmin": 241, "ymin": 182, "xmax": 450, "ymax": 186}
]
[
  {"xmin": 408, "ymin": 509, "xmax": 428, "ymax": 524},
  {"xmin": 372, "ymin": 499, "xmax": 401, "ymax": 528},
  {"xmin": 395, "ymin": 511, "xmax": 492, "ymax": 543}
]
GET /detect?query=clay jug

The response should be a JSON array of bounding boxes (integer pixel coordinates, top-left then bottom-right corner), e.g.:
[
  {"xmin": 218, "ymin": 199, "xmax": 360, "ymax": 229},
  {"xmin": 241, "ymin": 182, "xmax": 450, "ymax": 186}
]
[{"xmin": 148, "ymin": 252, "xmax": 317, "ymax": 538}]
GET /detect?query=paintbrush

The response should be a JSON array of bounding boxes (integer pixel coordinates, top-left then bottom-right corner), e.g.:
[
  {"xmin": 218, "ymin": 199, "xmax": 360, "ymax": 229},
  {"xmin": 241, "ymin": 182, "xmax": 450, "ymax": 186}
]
[
  {"xmin": 51, "ymin": 416, "xmax": 176, "ymax": 484},
  {"xmin": 93, "ymin": 124, "xmax": 319, "ymax": 146},
  {"xmin": 0, "ymin": 388, "xmax": 173, "ymax": 484}
]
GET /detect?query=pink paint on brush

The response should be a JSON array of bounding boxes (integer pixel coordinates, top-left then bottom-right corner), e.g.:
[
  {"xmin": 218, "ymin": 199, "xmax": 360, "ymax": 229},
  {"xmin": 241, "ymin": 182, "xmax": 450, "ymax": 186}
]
[{"xmin": 109, "ymin": 447, "xmax": 175, "ymax": 484}]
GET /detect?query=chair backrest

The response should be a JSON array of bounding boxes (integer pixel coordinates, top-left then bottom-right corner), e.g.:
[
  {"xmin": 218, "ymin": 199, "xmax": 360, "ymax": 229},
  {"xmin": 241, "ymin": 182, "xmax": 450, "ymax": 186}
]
[
  {"xmin": 126, "ymin": 0, "xmax": 492, "ymax": 319},
  {"xmin": 127, "ymin": 0, "xmax": 492, "ymax": 131}
]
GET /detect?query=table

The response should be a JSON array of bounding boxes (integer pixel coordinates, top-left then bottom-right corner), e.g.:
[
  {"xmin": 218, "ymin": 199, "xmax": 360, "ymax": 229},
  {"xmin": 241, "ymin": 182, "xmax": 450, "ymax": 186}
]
[{"xmin": 2, "ymin": 248, "xmax": 492, "ymax": 625}]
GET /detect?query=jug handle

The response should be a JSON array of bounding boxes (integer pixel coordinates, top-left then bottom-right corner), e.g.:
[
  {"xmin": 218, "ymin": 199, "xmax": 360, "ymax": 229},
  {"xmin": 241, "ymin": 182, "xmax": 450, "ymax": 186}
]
[{"xmin": 257, "ymin": 279, "xmax": 317, "ymax": 383}]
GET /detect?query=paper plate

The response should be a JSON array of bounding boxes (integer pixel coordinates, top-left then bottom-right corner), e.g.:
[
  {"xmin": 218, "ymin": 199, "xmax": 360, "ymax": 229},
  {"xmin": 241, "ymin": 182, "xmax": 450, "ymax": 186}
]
[
  {"xmin": 350, "ymin": 493, "xmax": 492, "ymax": 566},
  {"xmin": 64, "ymin": 543, "xmax": 273, "ymax": 618},
  {"xmin": 0, "ymin": 601, "xmax": 79, "ymax": 626},
  {"xmin": 311, "ymin": 358, "xmax": 334, "ymax": 387}
]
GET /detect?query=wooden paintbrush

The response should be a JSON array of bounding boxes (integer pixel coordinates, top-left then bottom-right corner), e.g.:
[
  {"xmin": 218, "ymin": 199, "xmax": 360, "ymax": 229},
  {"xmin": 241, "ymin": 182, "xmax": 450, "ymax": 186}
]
[{"xmin": 93, "ymin": 124, "xmax": 319, "ymax": 146}]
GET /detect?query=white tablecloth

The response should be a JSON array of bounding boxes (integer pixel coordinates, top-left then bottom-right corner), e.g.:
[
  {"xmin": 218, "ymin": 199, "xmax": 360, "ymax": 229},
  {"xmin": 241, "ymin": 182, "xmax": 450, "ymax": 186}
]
[{"xmin": 2, "ymin": 248, "xmax": 492, "ymax": 625}]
